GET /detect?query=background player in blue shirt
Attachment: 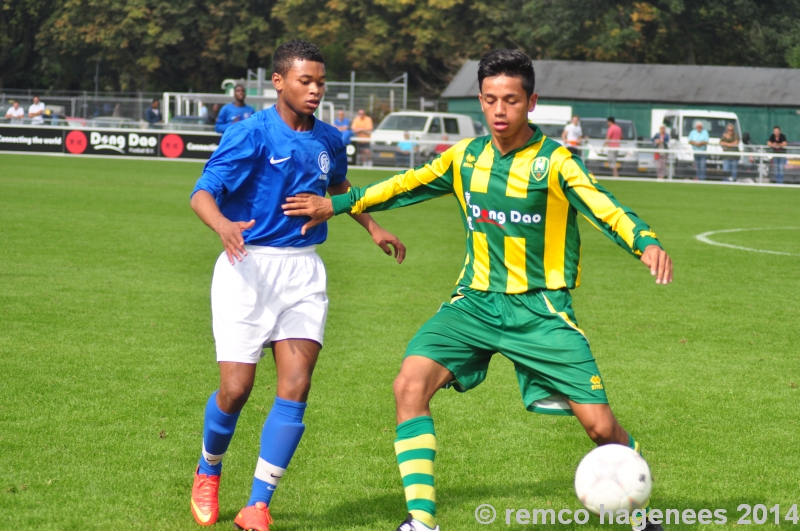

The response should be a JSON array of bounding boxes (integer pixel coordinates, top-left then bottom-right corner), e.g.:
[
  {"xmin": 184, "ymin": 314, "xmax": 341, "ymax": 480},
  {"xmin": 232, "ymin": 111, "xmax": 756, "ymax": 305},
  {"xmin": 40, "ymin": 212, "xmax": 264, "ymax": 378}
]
[
  {"xmin": 215, "ymin": 84, "xmax": 256, "ymax": 134},
  {"xmin": 189, "ymin": 40, "xmax": 405, "ymax": 531}
]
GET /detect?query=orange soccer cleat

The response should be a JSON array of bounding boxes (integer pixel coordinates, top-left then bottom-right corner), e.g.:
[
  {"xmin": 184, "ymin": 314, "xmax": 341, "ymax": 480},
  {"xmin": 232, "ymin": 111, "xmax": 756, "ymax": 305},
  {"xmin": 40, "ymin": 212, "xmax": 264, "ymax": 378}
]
[
  {"xmin": 191, "ymin": 467, "xmax": 220, "ymax": 526},
  {"xmin": 233, "ymin": 502, "xmax": 273, "ymax": 531}
]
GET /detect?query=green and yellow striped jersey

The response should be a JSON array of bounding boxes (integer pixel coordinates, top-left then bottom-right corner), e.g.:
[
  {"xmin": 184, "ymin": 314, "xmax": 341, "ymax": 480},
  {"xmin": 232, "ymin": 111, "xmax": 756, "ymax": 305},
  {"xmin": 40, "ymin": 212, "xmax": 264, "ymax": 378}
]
[{"xmin": 331, "ymin": 124, "xmax": 661, "ymax": 293}]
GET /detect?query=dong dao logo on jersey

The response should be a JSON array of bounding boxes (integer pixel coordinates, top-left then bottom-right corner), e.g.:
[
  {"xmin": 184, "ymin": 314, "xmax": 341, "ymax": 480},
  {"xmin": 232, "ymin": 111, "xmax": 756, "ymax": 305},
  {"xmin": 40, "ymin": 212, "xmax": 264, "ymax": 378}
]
[
  {"xmin": 531, "ymin": 156, "xmax": 550, "ymax": 181},
  {"xmin": 318, "ymin": 151, "xmax": 330, "ymax": 179}
]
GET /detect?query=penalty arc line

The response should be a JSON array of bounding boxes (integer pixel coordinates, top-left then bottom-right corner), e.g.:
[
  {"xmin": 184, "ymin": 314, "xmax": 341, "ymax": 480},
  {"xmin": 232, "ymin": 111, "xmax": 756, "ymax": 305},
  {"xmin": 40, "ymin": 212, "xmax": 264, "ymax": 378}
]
[{"xmin": 695, "ymin": 227, "xmax": 800, "ymax": 257}]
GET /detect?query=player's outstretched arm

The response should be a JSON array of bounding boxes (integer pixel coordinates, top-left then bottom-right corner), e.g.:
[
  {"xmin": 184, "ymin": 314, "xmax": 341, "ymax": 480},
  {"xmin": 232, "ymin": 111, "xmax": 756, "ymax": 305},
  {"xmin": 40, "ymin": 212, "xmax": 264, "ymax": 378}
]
[
  {"xmin": 640, "ymin": 245, "xmax": 673, "ymax": 285},
  {"xmin": 328, "ymin": 179, "xmax": 405, "ymax": 263},
  {"xmin": 282, "ymin": 185, "xmax": 406, "ymax": 263},
  {"xmin": 191, "ymin": 190, "xmax": 255, "ymax": 264}
]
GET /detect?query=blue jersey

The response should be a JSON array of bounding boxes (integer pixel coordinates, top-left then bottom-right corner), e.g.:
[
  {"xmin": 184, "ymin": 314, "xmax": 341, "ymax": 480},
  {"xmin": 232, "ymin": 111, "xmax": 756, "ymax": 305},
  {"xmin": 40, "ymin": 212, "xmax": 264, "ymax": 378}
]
[
  {"xmin": 193, "ymin": 106, "xmax": 347, "ymax": 247},
  {"xmin": 215, "ymin": 103, "xmax": 256, "ymax": 133}
]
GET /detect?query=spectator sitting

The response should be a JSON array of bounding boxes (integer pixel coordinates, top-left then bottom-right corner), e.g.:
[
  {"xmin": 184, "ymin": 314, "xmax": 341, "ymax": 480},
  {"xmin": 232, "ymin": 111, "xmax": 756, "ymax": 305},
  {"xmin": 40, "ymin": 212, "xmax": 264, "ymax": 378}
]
[
  {"xmin": 687, "ymin": 121, "xmax": 709, "ymax": 180},
  {"xmin": 651, "ymin": 125, "xmax": 670, "ymax": 179},
  {"xmin": 28, "ymin": 96, "xmax": 46, "ymax": 125},
  {"xmin": 145, "ymin": 99, "xmax": 162, "ymax": 127},
  {"xmin": 351, "ymin": 108, "xmax": 374, "ymax": 165},
  {"xmin": 215, "ymin": 84, "xmax": 255, "ymax": 134},
  {"xmin": 767, "ymin": 126, "xmax": 788, "ymax": 184},
  {"xmin": 5, "ymin": 101, "xmax": 25, "ymax": 124},
  {"xmin": 334, "ymin": 110, "xmax": 352, "ymax": 145},
  {"xmin": 719, "ymin": 123, "xmax": 740, "ymax": 181}
]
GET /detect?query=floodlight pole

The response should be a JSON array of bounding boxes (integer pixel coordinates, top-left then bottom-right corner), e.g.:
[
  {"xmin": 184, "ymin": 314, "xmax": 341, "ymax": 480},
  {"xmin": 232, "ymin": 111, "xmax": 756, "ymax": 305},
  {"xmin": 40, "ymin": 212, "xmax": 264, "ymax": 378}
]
[{"xmin": 349, "ymin": 71, "xmax": 355, "ymax": 117}]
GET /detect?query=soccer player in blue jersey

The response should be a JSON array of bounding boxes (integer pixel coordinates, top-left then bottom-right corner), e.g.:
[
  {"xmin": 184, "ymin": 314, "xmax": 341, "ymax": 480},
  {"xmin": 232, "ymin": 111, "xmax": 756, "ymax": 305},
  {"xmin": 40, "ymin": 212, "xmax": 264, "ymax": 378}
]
[
  {"xmin": 215, "ymin": 84, "xmax": 256, "ymax": 134},
  {"xmin": 189, "ymin": 40, "xmax": 406, "ymax": 531}
]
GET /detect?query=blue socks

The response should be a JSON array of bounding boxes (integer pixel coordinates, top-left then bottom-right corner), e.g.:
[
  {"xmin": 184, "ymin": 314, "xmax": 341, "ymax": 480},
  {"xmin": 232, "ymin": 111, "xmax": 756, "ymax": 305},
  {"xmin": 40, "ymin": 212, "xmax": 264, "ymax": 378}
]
[
  {"xmin": 247, "ymin": 397, "xmax": 307, "ymax": 507},
  {"xmin": 198, "ymin": 391, "xmax": 240, "ymax": 476}
]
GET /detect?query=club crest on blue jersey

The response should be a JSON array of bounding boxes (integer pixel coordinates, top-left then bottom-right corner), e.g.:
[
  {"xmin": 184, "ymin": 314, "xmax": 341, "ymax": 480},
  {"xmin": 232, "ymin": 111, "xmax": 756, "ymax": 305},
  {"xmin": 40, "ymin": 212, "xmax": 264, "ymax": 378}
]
[{"xmin": 318, "ymin": 151, "xmax": 330, "ymax": 174}]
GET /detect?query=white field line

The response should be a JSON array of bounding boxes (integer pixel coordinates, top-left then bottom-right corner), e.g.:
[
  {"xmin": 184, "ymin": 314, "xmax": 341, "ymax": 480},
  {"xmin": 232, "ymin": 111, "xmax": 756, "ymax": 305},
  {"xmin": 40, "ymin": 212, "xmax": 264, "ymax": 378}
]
[{"xmin": 695, "ymin": 228, "xmax": 800, "ymax": 257}]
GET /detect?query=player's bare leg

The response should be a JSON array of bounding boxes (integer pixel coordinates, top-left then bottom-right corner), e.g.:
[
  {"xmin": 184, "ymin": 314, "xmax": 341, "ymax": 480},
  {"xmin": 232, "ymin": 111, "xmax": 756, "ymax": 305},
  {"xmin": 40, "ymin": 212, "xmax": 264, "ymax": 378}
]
[
  {"xmin": 568, "ymin": 402, "xmax": 629, "ymax": 446},
  {"xmin": 394, "ymin": 355, "xmax": 453, "ymax": 424},
  {"xmin": 392, "ymin": 356, "xmax": 452, "ymax": 531},
  {"xmin": 217, "ymin": 362, "xmax": 257, "ymax": 413},
  {"xmin": 570, "ymin": 401, "xmax": 662, "ymax": 531},
  {"xmin": 234, "ymin": 339, "xmax": 320, "ymax": 531},
  {"xmin": 272, "ymin": 339, "xmax": 319, "ymax": 402}
]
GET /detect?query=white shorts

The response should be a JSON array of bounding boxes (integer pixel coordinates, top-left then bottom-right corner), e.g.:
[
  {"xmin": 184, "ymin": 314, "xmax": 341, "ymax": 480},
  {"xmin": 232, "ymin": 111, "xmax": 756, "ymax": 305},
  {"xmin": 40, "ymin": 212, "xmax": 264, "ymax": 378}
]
[{"xmin": 211, "ymin": 245, "xmax": 328, "ymax": 364}]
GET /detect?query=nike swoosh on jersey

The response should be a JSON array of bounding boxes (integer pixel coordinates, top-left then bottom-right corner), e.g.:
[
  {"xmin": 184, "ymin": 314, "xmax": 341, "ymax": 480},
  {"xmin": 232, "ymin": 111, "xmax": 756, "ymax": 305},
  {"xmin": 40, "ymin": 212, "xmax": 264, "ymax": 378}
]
[{"xmin": 270, "ymin": 156, "xmax": 291, "ymax": 164}]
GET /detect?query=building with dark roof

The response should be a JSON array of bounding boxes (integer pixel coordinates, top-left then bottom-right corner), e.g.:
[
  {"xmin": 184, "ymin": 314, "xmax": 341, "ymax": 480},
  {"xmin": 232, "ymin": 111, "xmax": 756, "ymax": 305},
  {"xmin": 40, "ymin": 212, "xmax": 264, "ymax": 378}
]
[{"xmin": 443, "ymin": 60, "xmax": 800, "ymax": 142}]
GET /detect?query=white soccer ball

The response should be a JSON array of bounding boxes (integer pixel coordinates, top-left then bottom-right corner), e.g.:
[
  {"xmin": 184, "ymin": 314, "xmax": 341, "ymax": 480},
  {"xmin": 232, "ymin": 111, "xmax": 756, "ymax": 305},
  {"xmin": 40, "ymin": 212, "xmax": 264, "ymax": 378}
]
[{"xmin": 574, "ymin": 444, "xmax": 652, "ymax": 515}]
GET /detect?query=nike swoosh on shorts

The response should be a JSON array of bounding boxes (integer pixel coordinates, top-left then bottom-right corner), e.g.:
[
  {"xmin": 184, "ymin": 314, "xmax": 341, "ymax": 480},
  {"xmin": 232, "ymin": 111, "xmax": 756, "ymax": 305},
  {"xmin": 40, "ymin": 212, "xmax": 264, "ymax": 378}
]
[{"xmin": 270, "ymin": 156, "xmax": 291, "ymax": 164}]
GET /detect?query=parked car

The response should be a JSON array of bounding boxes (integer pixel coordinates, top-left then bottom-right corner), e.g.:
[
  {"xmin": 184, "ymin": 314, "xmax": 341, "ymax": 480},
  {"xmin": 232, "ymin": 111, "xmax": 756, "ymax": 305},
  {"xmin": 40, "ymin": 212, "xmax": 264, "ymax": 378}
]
[
  {"xmin": 535, "ymin": 119, "xmax": 568, "ymax": 146},
  {"xmin": 579, "ymin": 118, "xmax": 639, "ymax": 175},
  {"xmin": 370, "ymin": 111, "xmax": 479, "ymax": 167}
]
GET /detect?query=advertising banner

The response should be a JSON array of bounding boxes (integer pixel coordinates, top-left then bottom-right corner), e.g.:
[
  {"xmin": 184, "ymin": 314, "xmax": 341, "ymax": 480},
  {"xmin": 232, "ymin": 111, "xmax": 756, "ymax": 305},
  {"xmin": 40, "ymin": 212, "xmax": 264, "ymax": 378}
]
[
  {"xmin": 0, "ymin": 125, "xmax": 221, "ymax": 161},
  {"xmin": 0, "ymin": 127, "xmax": 64, "ymax": 153}
]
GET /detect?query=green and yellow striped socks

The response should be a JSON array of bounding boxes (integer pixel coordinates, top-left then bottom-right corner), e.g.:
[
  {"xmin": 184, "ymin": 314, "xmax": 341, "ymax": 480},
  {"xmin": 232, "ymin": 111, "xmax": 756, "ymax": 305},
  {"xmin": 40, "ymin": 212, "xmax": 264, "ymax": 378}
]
[
  {"xmin": 395, "ymin": 416, "xmax": 437, "ymax": 530},
  {"xmin": 627, "ymin": 432, "xmax": 651, "ymax": 527}
]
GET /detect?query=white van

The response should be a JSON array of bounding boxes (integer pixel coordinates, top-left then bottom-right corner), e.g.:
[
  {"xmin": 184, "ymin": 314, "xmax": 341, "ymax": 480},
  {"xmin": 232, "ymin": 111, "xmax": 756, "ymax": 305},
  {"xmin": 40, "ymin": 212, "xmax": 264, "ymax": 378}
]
[
  {"xmin": 369, "ymin": 111, "xmax": 482, "ymax": 167},
  {"xmin": 661, "ymin": 110, "xmax": 743, "ymax": 174}
]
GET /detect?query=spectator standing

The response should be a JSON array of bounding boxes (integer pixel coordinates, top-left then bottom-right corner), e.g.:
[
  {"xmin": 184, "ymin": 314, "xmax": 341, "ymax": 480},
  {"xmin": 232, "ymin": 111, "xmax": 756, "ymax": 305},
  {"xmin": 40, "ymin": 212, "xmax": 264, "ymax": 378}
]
[
  {"xmin": 5, "ymin": 101, "xmax": 24, "ymax": 124},
  {"xmin": 687, "ymin": 121, "xmax": 709, "ymax": 180},
  {"xmin": 28, "ymin": 96, "xmax": 45, "ymax": 125},
  {"xmin": 767, "ymin": 126, "xmax": 788, "ymax": 184},
  {"xmin": 350, "ymin": 108, "xmax": 374, "ymax": 165},
  {"xmin": 112, "ymin": 104, "xmax": 122, "ymax": 117},
  {"xmin": 145, "ymin": 99, "xmax": 162, "ymax": 127},
  {"xmin": 719, "ymin": 123, "xmax": 740, "ymax": 181},
  {"xmin": 199, "ymin": 102, "xmax": 208, "ymax": 120},
  {"xmin": 334, "ymin": 110, "xmax": 352, "ymax": 145},
  {"xmin": 561, "ymin": 115, "xmax": 584, "ymax": 155},
  {"xmin": 604, "ymin": 116, "xmax": 622, "ymax": 177},
  {"xmin": 215, "ymin": 84, "xmax": 255, "ymax": 134},
  {"xmin": 207, "ymin": 103, "xmax": 220, "ymax": 126},
  {"xmin": 651, "ymin": 125, "xmax": 670, "ymax": 179}
]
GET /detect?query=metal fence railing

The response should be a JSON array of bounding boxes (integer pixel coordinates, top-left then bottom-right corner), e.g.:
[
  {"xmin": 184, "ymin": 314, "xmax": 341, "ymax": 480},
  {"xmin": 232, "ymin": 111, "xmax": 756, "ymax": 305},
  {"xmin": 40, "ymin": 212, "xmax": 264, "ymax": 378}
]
[{"xmin": 348, "ymin": 137, "xmax": 800, "ymax": 184}]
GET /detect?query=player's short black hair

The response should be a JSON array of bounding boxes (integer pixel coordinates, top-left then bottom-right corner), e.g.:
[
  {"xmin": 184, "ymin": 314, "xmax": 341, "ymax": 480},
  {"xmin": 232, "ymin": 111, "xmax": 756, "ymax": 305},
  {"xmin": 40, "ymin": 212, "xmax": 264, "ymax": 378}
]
[
  {"xmin": 477, "ymin": 49, "xmax": 535, "ymax": 98},
  {"xmin": 773, "ymin": 125, "xmax": 781, "ymax": 130},
  {"xmin": 607, "ymin": 116, "xmax": 616, "ymax": 123},
  {"xmin": 273, "ymin": 40, "xmax": 325, "ymax": 77}
]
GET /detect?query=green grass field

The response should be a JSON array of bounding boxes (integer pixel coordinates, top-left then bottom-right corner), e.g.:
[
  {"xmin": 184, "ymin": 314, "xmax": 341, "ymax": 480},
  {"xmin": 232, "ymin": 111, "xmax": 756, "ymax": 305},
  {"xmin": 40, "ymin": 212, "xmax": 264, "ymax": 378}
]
[{"xmin": 1, "ymin": 153, "xmax": 799, "ymax": 530}]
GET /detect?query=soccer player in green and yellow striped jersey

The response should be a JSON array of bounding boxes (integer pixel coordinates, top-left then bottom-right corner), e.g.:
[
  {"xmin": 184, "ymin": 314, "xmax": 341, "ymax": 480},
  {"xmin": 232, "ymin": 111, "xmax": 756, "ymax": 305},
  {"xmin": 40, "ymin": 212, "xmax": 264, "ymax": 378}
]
[{"xmin": 284, "ymin": 49, "xmax": 672, "ymax": 531}]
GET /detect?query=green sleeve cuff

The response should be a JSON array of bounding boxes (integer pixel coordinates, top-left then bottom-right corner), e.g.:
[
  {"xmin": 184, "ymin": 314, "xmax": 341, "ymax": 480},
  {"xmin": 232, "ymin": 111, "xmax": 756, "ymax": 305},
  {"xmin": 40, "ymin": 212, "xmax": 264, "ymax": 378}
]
[
  {"xmin": 635, "ymin": 236, "xmax": 662, "ymax": 255},
  {"xmin": 331, "ymin": 193, "xmax": 353, "ymax": 216}
]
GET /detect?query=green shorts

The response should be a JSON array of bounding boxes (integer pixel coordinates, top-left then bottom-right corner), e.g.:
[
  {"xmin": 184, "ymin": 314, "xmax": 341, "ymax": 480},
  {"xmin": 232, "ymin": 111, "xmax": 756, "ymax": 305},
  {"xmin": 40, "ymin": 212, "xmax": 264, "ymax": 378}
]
[{"xmin": 405, "ymin": 287, "xmax": 608, "ymax": 416}]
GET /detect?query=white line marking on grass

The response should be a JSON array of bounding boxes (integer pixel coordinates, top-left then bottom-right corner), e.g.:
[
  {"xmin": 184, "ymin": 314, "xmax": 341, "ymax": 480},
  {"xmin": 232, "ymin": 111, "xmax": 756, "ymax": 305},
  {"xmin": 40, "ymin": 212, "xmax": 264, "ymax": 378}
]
[{"xmin": 695, "ymin": 227, "xmax": 800, "ymax": 257}]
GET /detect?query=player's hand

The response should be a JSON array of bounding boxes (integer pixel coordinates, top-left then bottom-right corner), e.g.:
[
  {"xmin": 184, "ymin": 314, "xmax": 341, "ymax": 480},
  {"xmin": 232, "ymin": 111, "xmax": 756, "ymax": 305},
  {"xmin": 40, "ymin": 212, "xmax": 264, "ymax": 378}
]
[
  {"xmin": 216, "ymin": 218, "xmax": 255, "ymax": 264},
  {"xmin": 282, "ymin": 193, "xmax": 334, "ymax": 235},
  {"xmin": 369, "ymin": 226, "xmax": 406, "ymax": 264},
  {"xmin": 640, "ymin": 245, "xmax": 672, "ymax": 284}
]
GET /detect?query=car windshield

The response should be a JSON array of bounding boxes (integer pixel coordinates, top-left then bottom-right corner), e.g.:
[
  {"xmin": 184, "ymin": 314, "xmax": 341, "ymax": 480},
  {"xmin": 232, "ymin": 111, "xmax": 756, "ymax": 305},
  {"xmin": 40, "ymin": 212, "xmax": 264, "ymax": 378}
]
[
  {"xmin": 682, "ymin": 117, "xmax": 738, "ymax": 138},
  {"xmin": 378, "ymin": 115, "xmax": 428, "ymax": 131},
  {"xmin": 581, "ymin": 120, "xmax": 635, "ymax": 140},
  {"xmin": 538, "ymin": 124, "xmax": 566, "ymax": 137}
]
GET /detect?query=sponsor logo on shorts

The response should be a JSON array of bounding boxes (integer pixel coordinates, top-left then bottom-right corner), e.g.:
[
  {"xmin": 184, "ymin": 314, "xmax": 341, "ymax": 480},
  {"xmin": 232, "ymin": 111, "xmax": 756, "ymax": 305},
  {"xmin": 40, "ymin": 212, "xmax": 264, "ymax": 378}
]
[{"xmin": 590, "ymin": 375, "xmax": 604, "ymax": 390}]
